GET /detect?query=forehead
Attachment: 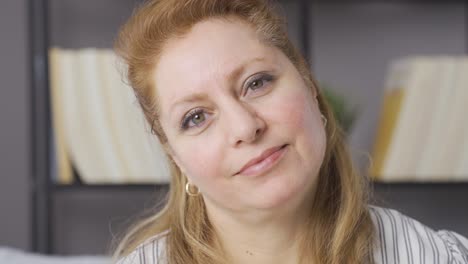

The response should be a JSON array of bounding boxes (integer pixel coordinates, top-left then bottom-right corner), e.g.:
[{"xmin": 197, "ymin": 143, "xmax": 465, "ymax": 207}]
[{"xmin": 152, "ymin": 18, "xmax": 278, "ymax": 118}]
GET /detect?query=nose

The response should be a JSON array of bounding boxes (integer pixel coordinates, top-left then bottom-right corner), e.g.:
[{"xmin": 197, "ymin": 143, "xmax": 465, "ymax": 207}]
[{"xmin": 226, "ymin": 101, "xmax": 266, "ymax": 147}]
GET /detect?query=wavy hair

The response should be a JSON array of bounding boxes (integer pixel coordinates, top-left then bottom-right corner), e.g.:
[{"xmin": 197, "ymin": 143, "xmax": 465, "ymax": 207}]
[{"xmin": 111, "ymin": 0, "xmax": 375, "ymax": 263}]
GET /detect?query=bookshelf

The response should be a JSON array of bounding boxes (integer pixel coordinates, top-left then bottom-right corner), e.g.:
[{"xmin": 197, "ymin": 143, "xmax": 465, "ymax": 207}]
[{"xmin": 30, "ymin": 0, "xmax": 468, "ymax": 255}]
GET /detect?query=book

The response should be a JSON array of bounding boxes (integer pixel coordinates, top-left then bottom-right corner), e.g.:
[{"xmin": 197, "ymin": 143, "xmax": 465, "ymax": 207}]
[
  {"xmin": 98, "ymin": 50, "xmax": 170, "ymax": 183},
  {"xmin": 369, "ymin": 59, "xmax": 407, "ymax": 180},
  {"xmin": 370, "ymin": 56, "xmax": 468, "ymax": 182},
  {"xmin": 49, "ymin": 48, "xmax": 170, "ymax": 184},
  {"xmin": 415, "ymin": 57, "xmax": 458, "ymax": 180},
  {"xmin": 48, "ymin": 48, "xmax": 74, "ymax": 184},
  {"xmin": 452, "ymin": 58, "xmax": 468, "ymax": 179}
]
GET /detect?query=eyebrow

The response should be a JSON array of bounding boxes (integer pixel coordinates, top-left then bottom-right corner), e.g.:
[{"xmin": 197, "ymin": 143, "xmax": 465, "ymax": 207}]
[{"xmin": 168, "ymin": 57, "xmax": 267, "ymax": 116}]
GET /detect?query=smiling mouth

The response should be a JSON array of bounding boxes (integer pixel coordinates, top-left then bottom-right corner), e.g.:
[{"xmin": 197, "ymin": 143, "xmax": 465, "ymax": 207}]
[{"xmin": 236, "ymin": 144, "xmax": 288, "ymax": 177}]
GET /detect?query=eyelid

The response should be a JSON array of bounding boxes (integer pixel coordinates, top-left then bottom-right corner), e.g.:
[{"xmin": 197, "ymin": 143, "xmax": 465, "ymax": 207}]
[
  {"xmin": 181, "ymin": 108, "xmax": 200, "ymax": 129},
  {"xmin": 180, "ymin": 108, "xmax": 209, "ymax": 131},
  {"xmin": 242, "ymin": 72, "xmax": 274, "ymax": 96}
]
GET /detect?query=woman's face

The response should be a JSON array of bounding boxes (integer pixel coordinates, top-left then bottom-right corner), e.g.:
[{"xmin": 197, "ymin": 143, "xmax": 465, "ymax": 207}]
[{"xmin": 153, "ymin": 18, "xmax": 326, "ymax": 214}]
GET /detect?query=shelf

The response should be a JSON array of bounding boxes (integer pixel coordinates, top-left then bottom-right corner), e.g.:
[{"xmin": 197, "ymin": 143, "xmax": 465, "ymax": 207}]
[
  {"xmin": 51, "ymin": 182, "xmax": 169, "ymax": 192},
  {"xmin": 46, "ymin": 181, "xmax": 468, "ymax": 196},
  {"xmin": 372, "ymin": 181, "xmax": 468, "ymax": 187},
  {"xmin": 50, "ymin": 181, "xmax": 468, "ymax": 190},
  {"xmin": 315, "ymin": 0, "xmax": 465, "ymax": 3}
]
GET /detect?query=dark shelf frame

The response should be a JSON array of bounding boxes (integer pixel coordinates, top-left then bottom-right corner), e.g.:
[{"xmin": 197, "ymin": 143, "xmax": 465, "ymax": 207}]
[
  {"xmin": 30, "ymin": 0, "xmax": 52, "ymax": 254},
  {"xmin": 372, "ymin": 181, "xmax": 468, "ymax": 187},
  {"xmin": 52, "ymin": 182, "xmax": 169, "ymax": 192},
  {"xmin": 51, "ymin": 181, "xmax": 468, "ymax": 191}
]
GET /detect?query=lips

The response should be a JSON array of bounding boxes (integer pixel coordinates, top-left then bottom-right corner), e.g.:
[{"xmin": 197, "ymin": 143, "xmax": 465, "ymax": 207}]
[{"xmin": 236, "ymin": 144, "xmax": 288, "ymax": 176}]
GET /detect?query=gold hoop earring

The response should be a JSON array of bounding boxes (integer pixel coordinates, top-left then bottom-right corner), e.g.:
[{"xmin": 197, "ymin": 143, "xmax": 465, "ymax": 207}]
[
  {"xmin": 321, "ymin": 114, "xmax": 328, "ymax": 127},
  {"xmin": 185, "ymin": 182, "xmax": 200, "ymax": 196}
]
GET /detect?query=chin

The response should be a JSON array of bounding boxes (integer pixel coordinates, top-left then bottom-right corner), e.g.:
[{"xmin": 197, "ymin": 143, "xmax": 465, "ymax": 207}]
[{"xmin": 251, "ymin": 171, "xmax": 313, "ymax": 211}]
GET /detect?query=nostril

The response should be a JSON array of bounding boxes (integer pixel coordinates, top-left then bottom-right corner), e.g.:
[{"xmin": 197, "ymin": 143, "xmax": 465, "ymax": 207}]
[{"xmin": 255, "ymin": 127, "xmax": 264, "ymax": 138}]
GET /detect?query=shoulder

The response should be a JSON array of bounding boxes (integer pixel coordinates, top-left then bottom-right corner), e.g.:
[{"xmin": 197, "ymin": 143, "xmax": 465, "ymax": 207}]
[
  {"xmin": 115, "ymin": 231, "xmax": 168, "ymax": 264},
  {"xmin": 368, "ymin": 205, "xmax": 468, "ymax": 263}
]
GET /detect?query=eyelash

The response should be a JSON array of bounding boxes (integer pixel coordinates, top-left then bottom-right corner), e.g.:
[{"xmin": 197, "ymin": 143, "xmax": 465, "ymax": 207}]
[
  {"xmin": 243, "ymin": 72, "xmax": 274, "ymax": 96},
  {"xmin": 181, "ymin": 108, "xmax": 206, "ymax": 130},
  {"xmin": 180, "ymin": 73, "xmax": 275, "ymax": 131}
]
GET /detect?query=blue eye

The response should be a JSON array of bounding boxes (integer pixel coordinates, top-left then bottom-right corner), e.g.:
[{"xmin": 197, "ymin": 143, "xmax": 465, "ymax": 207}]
[
  {"xmin": 181, "ymin": 108, "xmax": 206, "ymax": 130},
  {"xmin": 244, "ymin": 73, "xmax": 274, "ymax": 95}
]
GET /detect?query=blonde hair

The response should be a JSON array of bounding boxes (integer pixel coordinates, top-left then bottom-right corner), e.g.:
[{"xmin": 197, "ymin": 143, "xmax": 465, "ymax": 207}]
[{"xmin": 111, "ymin": 0, "xmax": 375, "ymax": 263}]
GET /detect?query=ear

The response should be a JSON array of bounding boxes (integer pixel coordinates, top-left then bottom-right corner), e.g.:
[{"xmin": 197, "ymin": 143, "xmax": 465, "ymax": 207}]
[{"xmin": 309, "ymin": 86, "xmax": 319, "ymax": 105}]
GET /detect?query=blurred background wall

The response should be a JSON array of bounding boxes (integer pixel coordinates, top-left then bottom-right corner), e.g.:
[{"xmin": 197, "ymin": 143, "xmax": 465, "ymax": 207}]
[{"xmin": 0, "ymin": 0, "xmax": 31, "ymax": 251}]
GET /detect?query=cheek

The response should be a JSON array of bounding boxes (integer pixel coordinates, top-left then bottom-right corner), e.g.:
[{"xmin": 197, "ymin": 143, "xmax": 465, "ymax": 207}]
[
  {"xmin": 175, "ymin": 141, "xmax": 223, "ymax": 183},
  {"xmin": 271, "ymin": 89, "xmax": 326, "ymax": 161},
  {"xmin": 273, "ymin": 90, "xmax": 318, "ymax": 133}
]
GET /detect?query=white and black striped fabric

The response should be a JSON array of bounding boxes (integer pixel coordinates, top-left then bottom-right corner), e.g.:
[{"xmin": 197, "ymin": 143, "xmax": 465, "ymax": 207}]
[
  {"xmin": 116, "ymin": 205, "xmax": 468, "ymax": 263},
  {"xmin": 369, "ymin": 205, "xmax": 468, "ymax": 263},
  {"xmin": 116, "ymin": 230, "xmax": 168, "ymax": 264}
]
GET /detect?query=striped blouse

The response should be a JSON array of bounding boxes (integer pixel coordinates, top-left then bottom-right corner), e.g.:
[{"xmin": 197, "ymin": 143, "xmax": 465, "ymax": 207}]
[{"xmin": 116, "ymin": 205, "xmax": 468, "ymax": 263}]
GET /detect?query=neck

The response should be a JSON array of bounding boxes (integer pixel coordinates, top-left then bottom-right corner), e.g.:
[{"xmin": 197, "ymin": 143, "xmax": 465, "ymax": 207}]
[
  {"xmin": 221, "ymin": 216, "xmax": 304, "ymax": 264},
  {"xmin": 205, "ymin": 196, "xmax": 312, "ymax": 264}
]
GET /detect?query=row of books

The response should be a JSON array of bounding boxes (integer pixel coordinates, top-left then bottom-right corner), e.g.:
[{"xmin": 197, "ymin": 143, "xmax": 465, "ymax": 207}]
[
  {"xmin": 370, "ymin": 56, "xmax": 468, "ymax": 182},
  {"xmin": 49, "ymin": 48, "xmax": 171, "ymax": 184}
]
